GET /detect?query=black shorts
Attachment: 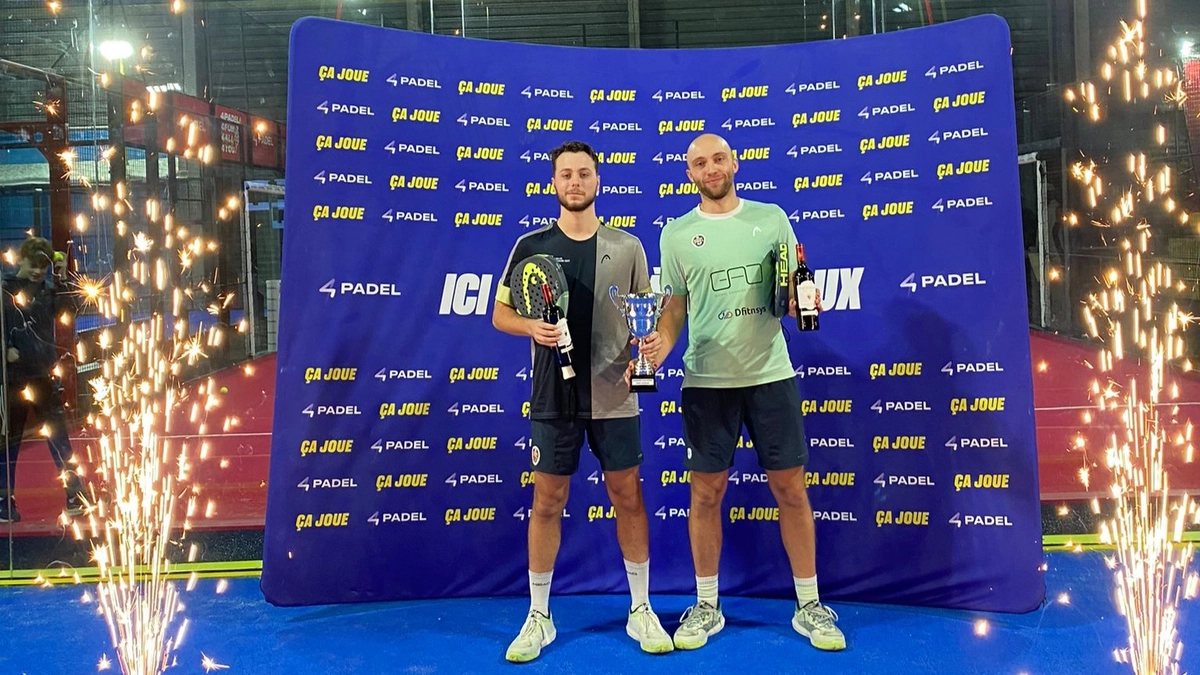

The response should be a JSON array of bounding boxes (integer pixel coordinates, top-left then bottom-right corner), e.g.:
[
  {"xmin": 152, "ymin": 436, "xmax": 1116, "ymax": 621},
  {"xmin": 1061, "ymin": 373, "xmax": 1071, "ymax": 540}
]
[
  {"xmin": 681, "ymin": 377, "xmax": 808, "ymax": 473},
  {"xmin": 529, "ymin": 416, "xmax": 643, "ymax": 476}
]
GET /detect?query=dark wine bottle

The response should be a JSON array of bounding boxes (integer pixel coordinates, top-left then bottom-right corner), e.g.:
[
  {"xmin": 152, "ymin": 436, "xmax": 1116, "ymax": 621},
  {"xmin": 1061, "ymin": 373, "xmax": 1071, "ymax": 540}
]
[
  {"xmin": 541, "ymin": 284, "xmax": 576, "ymax": 379},
  {"xmin": 794, "ymin": 244, "xmax": 819, "ymax": 331}
]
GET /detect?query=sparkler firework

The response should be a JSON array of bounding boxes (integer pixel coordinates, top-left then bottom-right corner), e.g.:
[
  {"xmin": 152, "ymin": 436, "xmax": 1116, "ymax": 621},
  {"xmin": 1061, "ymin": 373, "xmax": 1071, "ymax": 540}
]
[
  {"xmin": 1066, "ymin": 2, "xmax": 1200, "ymax": 673},
  {"xmin": 21, "ymin": 3, "xmax": 245, "ymax": 672},
  {"xmin": 70, "ymin": 129, "xmax": 236, "ymax": 672}
]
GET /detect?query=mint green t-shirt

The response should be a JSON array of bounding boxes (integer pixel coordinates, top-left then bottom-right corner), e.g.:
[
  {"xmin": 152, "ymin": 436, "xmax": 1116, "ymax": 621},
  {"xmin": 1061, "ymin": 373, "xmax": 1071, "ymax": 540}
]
[{"xmin": 659, "ymin": 198, "xmax": 799, "ymax": 389}]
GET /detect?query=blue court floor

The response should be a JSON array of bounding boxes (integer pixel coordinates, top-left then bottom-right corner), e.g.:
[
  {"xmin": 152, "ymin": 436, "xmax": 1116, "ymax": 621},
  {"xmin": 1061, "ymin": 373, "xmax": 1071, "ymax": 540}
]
[{"xmin": 1, "ymin": 551, "xmax": 1196, "ymax": 674}]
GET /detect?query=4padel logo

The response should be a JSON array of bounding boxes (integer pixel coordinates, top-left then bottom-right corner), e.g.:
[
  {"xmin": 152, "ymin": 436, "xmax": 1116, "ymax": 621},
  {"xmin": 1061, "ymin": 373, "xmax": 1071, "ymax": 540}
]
[
  {"xmin": 301, "ymin": 404, "xmax": 361, "ymax": 417},
  {"xmin": 367, "ymin": 511, "xmax": 428, "ymax": 525},
  {"xmin": 446, "ymin": 402, "xmax": 506, "ymax": 416},
  {"xmin": 925, "ymin": 60, "xmax": 985, "ymax": 80},
  {"xmin": 652, "ymin": 152, "xmax": 687, "ymax": 164},
  {"xmin": 588, "ymin": 120, "xmax": 643, "ymax": 133},
  {"xmin": 318, "ymin": 280, "xmax": 402, "ymax": 298},
  {"xmin": 316, "ymin": 100, "xmax": 375, "ymax": 117},
  {"xmin": 928, "ymin": 127, "xmax": 990, "ymax": 144},
  {"xmin": 313, "ymin": 170, "xmax": 373, "ymax": 185},
  {"xmin": 948, "ymin": 512, "xmax": 1013, "ymax": 528},
  {"xmin": 297, "ymin": 476, "xmax": 359, "ymax": 490},
  {"xmin": 857, "ymin": 102, "xmax": 916, "ymax": 120},
  {"xmin": 931, "ymin": 196, "xmax": 995, "ymax": 212},
  {"xmin": 899, "ymin": 271, "xmax": 987, "ymax": 293},
  {"xmin": 445, "ymin": 473, "xmax": 504, "ymax": 487}
]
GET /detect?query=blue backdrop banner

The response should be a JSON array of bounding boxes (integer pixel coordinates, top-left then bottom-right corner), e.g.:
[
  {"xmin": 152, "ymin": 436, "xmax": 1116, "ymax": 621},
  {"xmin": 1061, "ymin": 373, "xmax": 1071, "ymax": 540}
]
[{"xmin": 262, "ymin": 14, "xmax": 1045, "ymax": 613}]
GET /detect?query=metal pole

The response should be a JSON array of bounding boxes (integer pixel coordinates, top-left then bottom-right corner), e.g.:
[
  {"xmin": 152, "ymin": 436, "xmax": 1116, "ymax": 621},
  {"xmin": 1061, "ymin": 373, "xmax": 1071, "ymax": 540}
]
[
  {"xmin": 629, "ymin": 0, "xmax": 641, "ymax": 48},
  {"xmin": 241, "ymin": 185, "xmax": 256, "ymax": 356},
  {"xmin": 1037, "ymin": 160, "xmax": 1049, "ymax": 327}
]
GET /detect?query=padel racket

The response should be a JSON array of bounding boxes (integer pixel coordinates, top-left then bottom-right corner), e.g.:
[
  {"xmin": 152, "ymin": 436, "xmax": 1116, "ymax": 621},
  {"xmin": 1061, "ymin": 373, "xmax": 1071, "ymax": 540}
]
[
  {"xmin": 770, "ymin": 242, "xmax": 790, "ymax": 318},
  {"xmin": 510, "ymin": 254, "xmax": 569, "ymax": 319}
]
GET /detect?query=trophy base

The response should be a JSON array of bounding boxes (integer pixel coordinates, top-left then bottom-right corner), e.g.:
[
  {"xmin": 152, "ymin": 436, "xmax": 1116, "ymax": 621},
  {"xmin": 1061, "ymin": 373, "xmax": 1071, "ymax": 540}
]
[{"xmin": 629, "ymin": 375, "xmax": 658, "ymax": 393}]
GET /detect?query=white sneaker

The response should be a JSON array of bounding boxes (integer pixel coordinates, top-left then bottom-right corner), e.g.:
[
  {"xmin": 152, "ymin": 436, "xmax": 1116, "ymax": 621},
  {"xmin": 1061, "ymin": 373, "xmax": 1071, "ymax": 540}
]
[
  {"xmin": 792, "ymin": 600, "xmax": 846, "ymax": 651},
  {"xmin": 505, "ymin": 609, "xmax": 556, "ymax": 663},
  {"xmin": 672, "ymin": 601, "xmax": 725, "ymax": 650},
  {"xmin": 626, "ymin": 603, "xmax": 674, "ymax": 654}
]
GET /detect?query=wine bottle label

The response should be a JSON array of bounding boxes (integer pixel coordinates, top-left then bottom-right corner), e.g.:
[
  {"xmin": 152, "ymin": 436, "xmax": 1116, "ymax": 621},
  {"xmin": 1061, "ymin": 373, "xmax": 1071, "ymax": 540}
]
[
  {"xmin": 797, "ymin": 280, "xmax": 819, "ymax": 313},
  {"xmin": 555, "ymin": 319, "xmax": 574, "ymax": 351}
]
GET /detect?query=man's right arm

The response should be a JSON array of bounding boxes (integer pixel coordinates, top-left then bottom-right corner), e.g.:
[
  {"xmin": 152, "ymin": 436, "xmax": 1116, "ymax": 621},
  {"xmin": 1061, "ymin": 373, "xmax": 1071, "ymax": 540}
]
[
  {"xmin": 491, "ymin": 299, "xmax": 530, "ymax": 337},
  {"xmin": 646, "ymin": 296, "xmax": 687, "ymax": 363},
  {"xmin": 490, "ymin": 240, "xmax": 561, "ymax": 347},
  {"xmin": 637, "ymin": 230, "xmax": 688, "ymax": 366},
  {"xmin": 492, "ymin": 300, "xmax": 559, "ymax": 347}
]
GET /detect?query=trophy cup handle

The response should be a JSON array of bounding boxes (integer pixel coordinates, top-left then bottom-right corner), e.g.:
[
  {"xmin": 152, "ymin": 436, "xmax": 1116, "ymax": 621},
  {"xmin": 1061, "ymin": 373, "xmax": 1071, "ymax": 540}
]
[{"xmin": 608, "ymin": 284, "xmax": 623, "ymax": 312}]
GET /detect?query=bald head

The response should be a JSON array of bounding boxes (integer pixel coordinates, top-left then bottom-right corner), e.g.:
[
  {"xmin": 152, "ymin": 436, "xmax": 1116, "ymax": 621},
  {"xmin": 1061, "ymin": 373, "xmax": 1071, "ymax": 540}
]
[
  {"xmin": 685, "ymin": 133, "xmax": 738, "ymax": 202},
  {"xmin": 686, "ymin": 133, "xmax": 733, "ymax": 163}
]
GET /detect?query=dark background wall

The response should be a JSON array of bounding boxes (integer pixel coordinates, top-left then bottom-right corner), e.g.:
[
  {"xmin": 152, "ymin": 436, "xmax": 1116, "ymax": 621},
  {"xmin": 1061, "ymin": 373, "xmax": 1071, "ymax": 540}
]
[{"xmin": 0, "ymin": 0, "xmax": 1088, "ymax": 126}]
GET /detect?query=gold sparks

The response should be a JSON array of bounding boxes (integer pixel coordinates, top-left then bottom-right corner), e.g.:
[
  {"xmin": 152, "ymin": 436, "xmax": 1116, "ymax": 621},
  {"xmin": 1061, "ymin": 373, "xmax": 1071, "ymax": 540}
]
[
  {"xmin": 33, "ymin": 2, "xmax": 249, "ymax": 671},
  {"xmin": 1068, "ymin": 4, "xmax": 1200, "ymax": 674}
]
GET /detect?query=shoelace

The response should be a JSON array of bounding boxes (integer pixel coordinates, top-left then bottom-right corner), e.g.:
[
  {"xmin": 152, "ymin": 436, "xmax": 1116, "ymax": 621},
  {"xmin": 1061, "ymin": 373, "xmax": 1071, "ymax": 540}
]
[
  {"xmin": 631, "ymin": 605, "xmax": 660, "ymax": 633},
  {"xmin": 520, "ymin": 611, "xmax": 548, "ymax": 639},
  {"xmin": 802, "ymin": 603, "xmax": 838, "ymax": 630},
  {"xmin": 680, "ymin": 603, "xmax": 717, "ymax": 629}
]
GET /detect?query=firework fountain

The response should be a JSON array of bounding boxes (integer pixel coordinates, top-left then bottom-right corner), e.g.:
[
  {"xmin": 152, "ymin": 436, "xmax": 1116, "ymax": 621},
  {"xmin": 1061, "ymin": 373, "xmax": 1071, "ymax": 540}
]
[
  {"xmin": 1067, "ymin": 2, "xmax": 1200, "ymax": 673},
  {"xmin": 26, "ymin": 1, "xmax": 243, "ymax": 672}
]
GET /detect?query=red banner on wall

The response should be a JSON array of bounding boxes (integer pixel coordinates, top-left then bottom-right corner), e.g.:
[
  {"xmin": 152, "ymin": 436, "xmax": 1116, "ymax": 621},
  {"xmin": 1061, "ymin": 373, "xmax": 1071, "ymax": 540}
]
[
  {"xmin": 250, "ymin": 117, "xmax": 279, "ymax": 168},
  {"xmin": 167, "ymin": 92, "xmax": 212, "ymax": 154},
  {"xmin": 105, "ymin": 75, "xmax": 282, "ymax": 168}
]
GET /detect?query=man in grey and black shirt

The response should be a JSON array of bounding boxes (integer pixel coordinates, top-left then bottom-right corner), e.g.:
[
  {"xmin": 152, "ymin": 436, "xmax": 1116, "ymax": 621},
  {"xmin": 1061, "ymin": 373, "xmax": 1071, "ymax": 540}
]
[{"xmin": 492, "ymin": 140, "xmax": 672, "ymax": 662}]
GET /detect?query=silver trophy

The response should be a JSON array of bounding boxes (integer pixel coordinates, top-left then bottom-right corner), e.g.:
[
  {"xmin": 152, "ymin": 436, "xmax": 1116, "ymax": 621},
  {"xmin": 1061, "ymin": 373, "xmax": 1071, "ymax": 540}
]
[{"xmin": 610, "ymin": 284, "xmax": 673, "ymax": 393}]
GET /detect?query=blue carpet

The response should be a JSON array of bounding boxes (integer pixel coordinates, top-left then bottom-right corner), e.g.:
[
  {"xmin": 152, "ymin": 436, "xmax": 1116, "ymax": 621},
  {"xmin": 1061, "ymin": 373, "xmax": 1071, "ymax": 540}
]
[{"xmin": 0, "ymin": 551, "xmax": 1195, "ymax": 674}]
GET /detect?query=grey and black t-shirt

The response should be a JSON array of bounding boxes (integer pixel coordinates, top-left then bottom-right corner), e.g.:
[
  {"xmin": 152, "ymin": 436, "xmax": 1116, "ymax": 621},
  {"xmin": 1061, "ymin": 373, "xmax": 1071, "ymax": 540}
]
[{"xmin": 497, "ymin": 223, "xmax": 651, "ymax": 420}]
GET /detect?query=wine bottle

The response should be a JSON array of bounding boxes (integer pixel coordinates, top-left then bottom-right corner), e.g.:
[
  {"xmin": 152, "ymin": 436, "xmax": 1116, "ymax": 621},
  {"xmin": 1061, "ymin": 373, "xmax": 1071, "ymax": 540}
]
[
  {"xmin": 541, "ymin": 283, "xmax": 576, "ymax": 379},
  {"xmin": 794, "ymin": 243, "xmax": 819, "ymax": 331}
]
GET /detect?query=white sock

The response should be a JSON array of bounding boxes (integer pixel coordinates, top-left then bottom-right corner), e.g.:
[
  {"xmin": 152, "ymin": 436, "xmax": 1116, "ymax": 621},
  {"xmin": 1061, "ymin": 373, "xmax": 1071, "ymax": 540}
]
[
  {"xmin": 625, "ymin": 558, "xmax": 650, "ymax": 610},
  {"xmin": 795, "ymin": 575, "xmax": 819, "ymax": 605},
  {"xmin": 530, "ymin": 570, "xmax": 553, "ymax": 615},
  {"xmin": 697, "ymin": 574, "xmax": 719, "ymax": 607}
]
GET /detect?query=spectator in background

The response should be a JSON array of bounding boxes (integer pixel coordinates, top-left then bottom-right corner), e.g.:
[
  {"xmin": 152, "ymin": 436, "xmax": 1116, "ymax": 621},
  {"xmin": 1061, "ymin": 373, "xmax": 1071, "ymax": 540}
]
[
  {"xmin": 0, "ymin": 237, "xmax": 83, "ymax": 523},
  {"xmin": 1022, "ymin": 207, "xmax": 1039, "ymax": 324}
]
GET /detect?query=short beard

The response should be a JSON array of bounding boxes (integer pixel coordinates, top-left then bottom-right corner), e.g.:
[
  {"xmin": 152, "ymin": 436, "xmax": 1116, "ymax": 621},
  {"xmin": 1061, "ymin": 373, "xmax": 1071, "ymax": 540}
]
[
  {"xmin": 557, "ymin": 193, "xmax": 596, "ymax": 213},
  {"xmin": 696, "ymin": 176, "xmax": 732, "ymax": 201}
]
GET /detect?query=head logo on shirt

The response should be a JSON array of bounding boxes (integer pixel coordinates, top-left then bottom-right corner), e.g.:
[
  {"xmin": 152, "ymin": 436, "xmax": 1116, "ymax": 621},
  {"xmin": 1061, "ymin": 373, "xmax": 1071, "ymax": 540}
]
[{"xmin": 692, "ymin": 235, "xmax": 706, "ymax": 248}]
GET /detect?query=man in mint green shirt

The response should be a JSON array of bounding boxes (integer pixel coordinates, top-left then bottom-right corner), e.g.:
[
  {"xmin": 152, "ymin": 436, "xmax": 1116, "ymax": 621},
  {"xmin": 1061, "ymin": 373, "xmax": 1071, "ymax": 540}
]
[{"xmin": 639, "ymin": 133, "xmax": 845, "ymax": 653}]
